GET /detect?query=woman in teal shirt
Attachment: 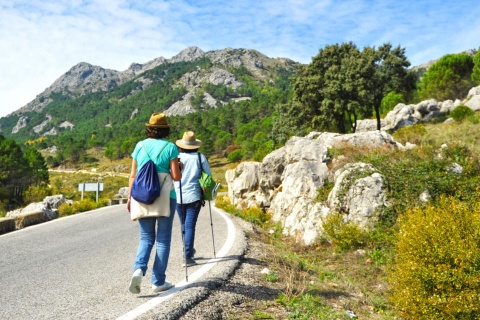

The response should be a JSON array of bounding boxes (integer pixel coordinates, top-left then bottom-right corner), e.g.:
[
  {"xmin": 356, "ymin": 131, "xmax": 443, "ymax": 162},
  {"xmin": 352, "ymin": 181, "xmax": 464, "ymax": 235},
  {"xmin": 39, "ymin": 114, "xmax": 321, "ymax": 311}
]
[{"xmin": 126, "ymin": 113, "xmax": 182, "ymax": 294}]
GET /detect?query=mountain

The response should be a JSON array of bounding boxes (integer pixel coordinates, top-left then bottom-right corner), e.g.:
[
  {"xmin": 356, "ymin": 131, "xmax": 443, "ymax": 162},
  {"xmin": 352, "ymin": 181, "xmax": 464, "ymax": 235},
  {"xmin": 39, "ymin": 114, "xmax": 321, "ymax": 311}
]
[{"xmin": 0, "ymin": 46, "xmax": 299, "ymax": 142}]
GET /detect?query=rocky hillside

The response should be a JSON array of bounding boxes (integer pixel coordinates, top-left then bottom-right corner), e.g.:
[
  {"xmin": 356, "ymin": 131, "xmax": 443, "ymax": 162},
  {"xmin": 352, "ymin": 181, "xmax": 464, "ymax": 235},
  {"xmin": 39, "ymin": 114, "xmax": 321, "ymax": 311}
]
[{"xmin": 1, "ymin": 46, "xmax": 299, "ymax": 139}]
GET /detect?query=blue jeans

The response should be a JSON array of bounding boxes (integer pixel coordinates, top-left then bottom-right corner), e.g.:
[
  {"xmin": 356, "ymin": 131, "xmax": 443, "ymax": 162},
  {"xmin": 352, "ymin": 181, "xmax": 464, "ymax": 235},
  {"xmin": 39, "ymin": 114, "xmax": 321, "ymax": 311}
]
[
  {"xmin": 133, "ymin": 198, "xmax": 176, "ymax": 286},
  {"xmin": 176, "ymin": 200, "xmax": 201, "ymax": 259}
]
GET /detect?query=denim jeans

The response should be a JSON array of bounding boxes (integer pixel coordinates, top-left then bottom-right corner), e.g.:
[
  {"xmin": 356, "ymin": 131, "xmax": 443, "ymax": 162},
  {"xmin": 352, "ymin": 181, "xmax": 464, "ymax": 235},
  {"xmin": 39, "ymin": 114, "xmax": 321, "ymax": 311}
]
[
  {"xmin": 176, "ymin": 200, "xmax": 201, "ymax": 259},
  {"xmin": 133, "ymin": 198, "xmax": 176, "ymax": 286}
]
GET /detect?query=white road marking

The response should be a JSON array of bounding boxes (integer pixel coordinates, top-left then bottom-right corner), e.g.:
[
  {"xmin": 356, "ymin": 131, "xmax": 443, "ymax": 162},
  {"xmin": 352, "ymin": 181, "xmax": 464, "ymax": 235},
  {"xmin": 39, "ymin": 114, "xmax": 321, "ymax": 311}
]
[{"xmin": 116, "ymin": 206, "xmax": 236, "ymax": 320}]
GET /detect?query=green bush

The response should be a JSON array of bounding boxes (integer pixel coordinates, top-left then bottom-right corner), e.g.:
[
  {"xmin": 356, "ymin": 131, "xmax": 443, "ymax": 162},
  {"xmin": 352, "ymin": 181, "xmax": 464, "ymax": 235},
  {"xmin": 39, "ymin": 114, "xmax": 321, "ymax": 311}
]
[
  {"xmin": 227, "ymin": 149, "xmax": 243, "ymax": 163},
  {"xmin": 321, "ymin": 213, "xmax": 366, "ymax": 252},
  {"xmin": 450, "ymin": 105, "xmax": 476, "ymax": 122},
  {"xmin": 388, "ymin": 196, "xmax": 480, "ymax": 319},
  {"xmin": 380, "ymin": 91, "xmax": 404, "ymax": 116},
  {"xmin": 391, "ymin": 124, "xmax": 427, "ymax": 145}
]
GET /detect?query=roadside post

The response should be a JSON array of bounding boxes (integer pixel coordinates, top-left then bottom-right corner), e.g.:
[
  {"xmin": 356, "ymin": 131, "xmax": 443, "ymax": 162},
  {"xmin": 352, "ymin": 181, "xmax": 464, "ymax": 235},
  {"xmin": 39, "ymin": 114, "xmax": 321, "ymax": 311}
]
[{"xmin": 78, "ymin": 183, "xmax": 104, "ymax": 202}]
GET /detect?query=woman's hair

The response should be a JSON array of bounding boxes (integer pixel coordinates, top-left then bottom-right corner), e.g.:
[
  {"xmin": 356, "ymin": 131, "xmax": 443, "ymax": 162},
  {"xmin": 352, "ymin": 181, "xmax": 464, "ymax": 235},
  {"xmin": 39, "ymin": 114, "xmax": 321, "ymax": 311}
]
[
  {"xmin": 178, "ymin": 147, "xmax": 199, "ymax": 153},
  {"xmin": 146, "ymin": 127, "xmax": 170, "ymax": 139}
]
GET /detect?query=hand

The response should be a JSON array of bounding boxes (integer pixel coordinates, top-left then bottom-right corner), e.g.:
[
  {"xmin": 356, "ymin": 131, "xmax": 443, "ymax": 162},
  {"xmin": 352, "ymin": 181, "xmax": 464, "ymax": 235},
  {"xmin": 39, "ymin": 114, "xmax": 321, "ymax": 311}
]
[
  {"xmin": 178, "ymin": 161, "xmax": 184, "ymax": 171},
  {"xmin": 127, "ymin": 198, "xmax": 131, "ymax": 213}
]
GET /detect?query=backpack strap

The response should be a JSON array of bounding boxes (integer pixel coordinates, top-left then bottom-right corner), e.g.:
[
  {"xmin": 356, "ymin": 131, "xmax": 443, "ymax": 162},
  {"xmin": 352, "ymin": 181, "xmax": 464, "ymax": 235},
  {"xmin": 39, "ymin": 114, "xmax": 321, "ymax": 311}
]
[
  {"xmin": 142, "ymin": 141, "xmax": 168, "ymax": 162},
  {"xmin": 197, "ymin": 152, "xmax": 204, "ymax": 172},
  {"xmin": 141, "ymin": 141, "xmax": 169, "ymax": 185}
]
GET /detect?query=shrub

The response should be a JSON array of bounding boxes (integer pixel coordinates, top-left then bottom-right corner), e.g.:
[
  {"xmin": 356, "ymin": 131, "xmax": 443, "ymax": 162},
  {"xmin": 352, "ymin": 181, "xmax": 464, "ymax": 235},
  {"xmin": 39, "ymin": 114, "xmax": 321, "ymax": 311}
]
[
  {"xmin": 23, "ymin": 185, "xmax": 52, "ymax": 204},
  {"xmin": 392, "ymin": 124, "xmax": 427, "ymax": 145},
  {"xmin": 321, "ymin": 213, "xmax": 366, "ymax": 252},
  {"xmin": 58, "ymin": 198, "xmax": 105, "ymax": 217},
  {"xmin": 450, "ymin": 105, "xmax": 476, "ymax": 122},
  {"xmin": 388, "ymin": 196, "xmax": 480, "ymax": 319},
  {"xmin": 227, "ymin": 149, "xmax": 243, "ymax": 163}
]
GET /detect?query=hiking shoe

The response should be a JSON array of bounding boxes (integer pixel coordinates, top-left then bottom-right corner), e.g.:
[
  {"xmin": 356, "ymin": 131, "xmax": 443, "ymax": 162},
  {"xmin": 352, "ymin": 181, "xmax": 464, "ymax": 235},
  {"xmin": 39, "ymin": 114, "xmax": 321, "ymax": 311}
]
[
  {"xmin": 182, "ymin": 258, "xmax": 197, "ymax": 267},
  {"xmin": 152, "ymin": 281, "xmax": 174, "ymax": 293},
  {"xmin": 129, "ymin": 269, "xmax": 143, "ymax": 294}
]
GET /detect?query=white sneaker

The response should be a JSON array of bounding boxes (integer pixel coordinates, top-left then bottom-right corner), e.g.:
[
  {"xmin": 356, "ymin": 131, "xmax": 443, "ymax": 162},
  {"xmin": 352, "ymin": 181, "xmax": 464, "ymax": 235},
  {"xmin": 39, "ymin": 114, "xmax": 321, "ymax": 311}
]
[
  {"xmin": 129, "ymin": 269, "xmax": 143, "ymax": 294},
  {"xmin": 152, "ymin": 281, "xmax": 174, "ymax": 293}
]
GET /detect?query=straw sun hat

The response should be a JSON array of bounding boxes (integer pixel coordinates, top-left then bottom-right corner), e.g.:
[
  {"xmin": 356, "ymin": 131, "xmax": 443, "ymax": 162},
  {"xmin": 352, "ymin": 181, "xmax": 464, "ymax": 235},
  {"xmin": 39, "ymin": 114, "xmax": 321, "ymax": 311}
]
[
  {"xmin": 146, "ymin": 113, "xmax": 169, "ymax": 128},
  {"xmin": 176, "ymin": 131, "xmax": 202, "ymax": 149}
]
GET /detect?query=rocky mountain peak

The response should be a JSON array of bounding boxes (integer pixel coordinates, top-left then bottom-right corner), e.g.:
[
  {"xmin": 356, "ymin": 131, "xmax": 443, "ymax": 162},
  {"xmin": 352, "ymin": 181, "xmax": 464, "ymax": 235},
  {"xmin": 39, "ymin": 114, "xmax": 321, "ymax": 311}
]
[{"xmin": 168, "ymin": 46, "xmax": 205, "ymax": 63}]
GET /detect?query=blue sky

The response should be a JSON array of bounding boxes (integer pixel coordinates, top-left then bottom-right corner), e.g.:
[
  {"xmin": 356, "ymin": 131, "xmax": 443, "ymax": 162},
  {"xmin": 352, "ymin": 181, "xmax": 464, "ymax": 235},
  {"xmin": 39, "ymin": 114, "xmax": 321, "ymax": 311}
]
[{"xmin": 0, "ymin": 0, "xmax": 479, "ymax": 118}]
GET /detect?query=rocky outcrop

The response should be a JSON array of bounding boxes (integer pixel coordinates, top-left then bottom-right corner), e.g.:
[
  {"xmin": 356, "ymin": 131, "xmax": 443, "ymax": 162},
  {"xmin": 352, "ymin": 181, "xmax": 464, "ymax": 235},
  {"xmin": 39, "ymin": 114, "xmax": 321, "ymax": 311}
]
[
  {"xmin": 33, "ymin": 114, "xmax": 52, "ymax": 134},
  {"xmin": 226, "ymin": 131, "xmax": 396, "ymax": 245},
  {"xmin": 327, "ymin": 163, "xmax": 387, "ymax": 228},
  {"xmin": 6, "ymin": 195, "xmax": 70, "ymax": 221},
  {"xmin": 356, "ymin": 86, "xmax": 480, "ymax": 133},
  {"xmin": 465, "ymin": 86, "xmax": 480, "ymax": 111},
  {"xmin": 12, "ymin": 116, "xmax": 29, "ymax": 133}
]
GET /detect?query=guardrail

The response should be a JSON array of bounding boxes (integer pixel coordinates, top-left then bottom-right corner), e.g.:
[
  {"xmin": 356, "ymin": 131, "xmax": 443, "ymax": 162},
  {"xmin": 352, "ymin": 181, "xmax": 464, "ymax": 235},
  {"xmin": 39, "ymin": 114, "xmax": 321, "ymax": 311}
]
[{"xmin": 0, "ymin": 210, "xmax": 47, "ymax": 235}]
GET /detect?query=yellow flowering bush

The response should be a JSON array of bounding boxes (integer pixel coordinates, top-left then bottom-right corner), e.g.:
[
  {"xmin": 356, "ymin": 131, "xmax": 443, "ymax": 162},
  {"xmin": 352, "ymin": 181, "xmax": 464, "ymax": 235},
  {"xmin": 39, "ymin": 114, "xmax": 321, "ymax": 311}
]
[{"xmin": 388, "ymin": 196, "xmax": 480, "ymax": 319}]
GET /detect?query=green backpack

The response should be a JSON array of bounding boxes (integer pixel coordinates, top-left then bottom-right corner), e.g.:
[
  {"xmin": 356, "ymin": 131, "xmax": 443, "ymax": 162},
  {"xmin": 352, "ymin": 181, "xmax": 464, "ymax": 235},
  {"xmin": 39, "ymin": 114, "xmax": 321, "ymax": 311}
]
[{"xmin": 198, "ymin": 153, "xmax": 220, "ymax": 202}]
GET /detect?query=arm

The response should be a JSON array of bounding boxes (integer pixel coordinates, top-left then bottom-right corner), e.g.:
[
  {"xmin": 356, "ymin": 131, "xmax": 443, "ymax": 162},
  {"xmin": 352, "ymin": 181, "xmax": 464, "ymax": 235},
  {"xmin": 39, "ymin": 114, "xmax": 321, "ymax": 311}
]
[
  {"xmin": 170, "ymin": 157, "xmax": 182, "ymax": 181},
  {"xmin": 126, "ymin": 159, "xmax": 137, "ymax": 213},
  {"xmin": 201, "ymin": 154, "xmax": 213, "ymax": 176}
]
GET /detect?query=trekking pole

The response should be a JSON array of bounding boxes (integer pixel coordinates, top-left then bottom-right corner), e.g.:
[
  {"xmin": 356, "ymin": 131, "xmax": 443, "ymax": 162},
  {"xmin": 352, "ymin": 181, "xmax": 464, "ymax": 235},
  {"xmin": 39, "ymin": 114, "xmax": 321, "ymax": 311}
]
[
  {"xmin": 208, "ymin": 183, "xmax": 220, "ymax": 258},
  {"xmin": 179, "ymin": 179, "xmax": 188, "ymax": 282},
  {"xmin": 207, "ymin": 200, "xmax": 216, "ymax": 258}
]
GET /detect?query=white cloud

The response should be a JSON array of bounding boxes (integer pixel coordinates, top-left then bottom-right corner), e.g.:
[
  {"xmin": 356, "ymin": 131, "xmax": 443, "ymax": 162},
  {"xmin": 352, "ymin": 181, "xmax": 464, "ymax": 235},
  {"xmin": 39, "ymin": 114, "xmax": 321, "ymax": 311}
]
[{"xmin": 0, "ymin": 0, "xmax": 479, "ymax": 118}]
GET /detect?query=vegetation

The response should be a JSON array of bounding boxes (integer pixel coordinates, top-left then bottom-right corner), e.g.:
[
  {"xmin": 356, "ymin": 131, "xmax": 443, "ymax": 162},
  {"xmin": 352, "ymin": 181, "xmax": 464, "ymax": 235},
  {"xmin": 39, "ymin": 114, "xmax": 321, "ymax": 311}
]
[
  {"xmin": 389, "ymin": 195, "xmax": 480, "ymax": 319},
  {"xmin": 471, "ymin": 49, "xmax": 480, "ymax": 84},
  {"xmin": 417, "ymin": 53, "xmax": 475, "ymax": 101},
  {"xmin": 0, "ymin": 134, "xmax": 49, "ymax": 213},
  {"xmin": 289, "ymin": 42, "xmax": 415, "ymax": 134},
  {"xmin": 449, "ymin": 104, "xmax": 477, "ymax": 122}
]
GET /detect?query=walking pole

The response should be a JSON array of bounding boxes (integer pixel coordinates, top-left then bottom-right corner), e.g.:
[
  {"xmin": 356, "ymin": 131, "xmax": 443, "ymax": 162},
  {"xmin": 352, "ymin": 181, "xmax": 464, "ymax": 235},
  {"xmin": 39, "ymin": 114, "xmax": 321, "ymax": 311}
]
[
  {"xmin": 207, "ymin": 200, "xmax": 216, "ymax": 258},
  {"xmin": 208, "ymin": 182, "xmax": 220, "ymax": 258},
  {"xmin": 179, "ymin": 179, "xmax": 188, "ymax": 282}
]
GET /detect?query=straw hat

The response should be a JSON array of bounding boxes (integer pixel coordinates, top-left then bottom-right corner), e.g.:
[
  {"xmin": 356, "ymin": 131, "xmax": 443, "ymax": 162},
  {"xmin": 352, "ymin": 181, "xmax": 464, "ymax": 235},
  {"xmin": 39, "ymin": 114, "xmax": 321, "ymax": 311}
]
[
  {"xmin": 146, "ymin": 113, "xmax": 169, "ymax": 128},
  {"xmin": 176, "ymin": 131, "xmax": 202, "ymax": 149}
]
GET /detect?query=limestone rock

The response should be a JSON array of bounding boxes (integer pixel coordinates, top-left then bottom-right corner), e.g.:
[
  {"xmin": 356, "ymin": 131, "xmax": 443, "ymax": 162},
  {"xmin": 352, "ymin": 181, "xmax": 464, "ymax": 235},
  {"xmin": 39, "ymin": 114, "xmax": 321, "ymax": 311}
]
[
  {"xmin": 33, "ymin": 114, "xmax": 52, "ymax": 134},
  {"xmin": 6, "ymin": 194, "xmax": 68, "ymax": 221},
  {"xmin": 226, "ymin": 131, "xmax": 400, "ymax": 245},
  {"xmin": 12, "ymin": 116, "xmax": 29, "ymax": 133},
  {"xmin": 327, "ymin": 163, "xmax": 387, "ymax": 228}
]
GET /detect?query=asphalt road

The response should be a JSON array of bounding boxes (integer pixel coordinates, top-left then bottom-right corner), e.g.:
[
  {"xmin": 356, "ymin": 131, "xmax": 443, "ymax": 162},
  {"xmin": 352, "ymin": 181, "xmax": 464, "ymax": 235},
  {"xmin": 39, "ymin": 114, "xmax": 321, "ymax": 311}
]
[{"xmin": 0, "ymin": 201, "xmax": 246, "ymax": 320}]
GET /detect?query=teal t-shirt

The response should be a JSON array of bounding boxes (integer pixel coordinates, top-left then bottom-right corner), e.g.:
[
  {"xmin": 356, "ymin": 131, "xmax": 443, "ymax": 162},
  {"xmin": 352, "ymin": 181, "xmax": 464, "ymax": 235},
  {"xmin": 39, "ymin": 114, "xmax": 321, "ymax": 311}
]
[{"xmin": 131, "ymin": 138, "xmax": 179, "ymax": 198}]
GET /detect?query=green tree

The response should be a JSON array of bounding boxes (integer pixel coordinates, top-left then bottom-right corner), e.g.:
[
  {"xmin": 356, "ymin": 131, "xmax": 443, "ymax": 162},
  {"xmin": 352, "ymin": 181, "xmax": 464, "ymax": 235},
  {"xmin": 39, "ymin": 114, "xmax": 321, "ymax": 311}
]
[
  {"xmin": 23, "ymin": 147, "xmax": 49, "ymax": 185},
  {"xmin": 417, "ymin": 53, "xmax": 475, "ymax": 101},
  {"xmin": 291, "ymin": 42, "xmax": 368, "ymax": 133},
  {"xmin": 380, "ymin": 91, "xmax": 404, "ymax": 116},
  {"xmin": 363, "ymin": 43, "xmax": 416, "ymax": 130},
  {"xmin": 0, "ymin": 135, "xmax": 32, "ymax": 207},
  {"xmin": 472, "ymin": 49, "xmax": 480, "ymax": 84}
]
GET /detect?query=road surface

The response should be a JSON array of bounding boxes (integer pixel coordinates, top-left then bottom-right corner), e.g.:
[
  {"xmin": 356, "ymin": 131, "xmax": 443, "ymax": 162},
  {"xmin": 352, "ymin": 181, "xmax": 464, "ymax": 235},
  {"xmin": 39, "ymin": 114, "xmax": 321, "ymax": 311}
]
[{"xmin": 0, "ymin": 202, "xmax": 246, "ymax": 319}]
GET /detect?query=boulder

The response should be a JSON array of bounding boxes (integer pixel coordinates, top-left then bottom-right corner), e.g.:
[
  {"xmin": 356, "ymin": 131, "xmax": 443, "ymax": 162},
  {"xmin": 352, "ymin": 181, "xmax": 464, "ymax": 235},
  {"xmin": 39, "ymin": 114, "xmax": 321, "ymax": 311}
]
[
  {"xmin": 327, "ymin": 163, "xmax": 387, "ymax": 228},
  {"xmin": 226, "ymin": 131, "xmax": 398, "ymax": 245},
  {"xmin": 6, "ymin": 194, "xmax": 68, "ymax": 222},
  {"xmin": 115, "ymin": 187, "xmax": 129, "ymax": 199}
]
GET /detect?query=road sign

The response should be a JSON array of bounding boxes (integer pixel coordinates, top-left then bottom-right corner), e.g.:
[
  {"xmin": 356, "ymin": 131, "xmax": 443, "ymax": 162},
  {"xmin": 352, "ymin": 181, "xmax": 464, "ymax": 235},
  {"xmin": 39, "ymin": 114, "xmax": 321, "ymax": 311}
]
[{"xmin": 78, "ymin": 183, "xmax": 104, "ymax": 202}]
